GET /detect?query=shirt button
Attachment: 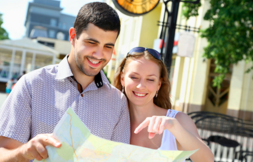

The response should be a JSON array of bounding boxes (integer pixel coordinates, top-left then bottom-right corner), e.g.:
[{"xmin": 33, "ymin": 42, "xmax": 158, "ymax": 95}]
[{"xmin": 81, "ymin": 94, "xmax": 83, "ymax": 97}]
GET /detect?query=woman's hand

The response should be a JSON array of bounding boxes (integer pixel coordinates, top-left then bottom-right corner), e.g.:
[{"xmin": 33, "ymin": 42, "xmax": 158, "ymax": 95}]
[{"xmin": 134, "ymin": 116, "xmax": 176, "ymax": 139}]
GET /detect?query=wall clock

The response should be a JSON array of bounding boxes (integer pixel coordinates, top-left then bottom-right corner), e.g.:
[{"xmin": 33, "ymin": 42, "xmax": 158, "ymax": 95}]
[{"xmin": 112, "ymin": 0, "xmax": 160, "ymax": 16}]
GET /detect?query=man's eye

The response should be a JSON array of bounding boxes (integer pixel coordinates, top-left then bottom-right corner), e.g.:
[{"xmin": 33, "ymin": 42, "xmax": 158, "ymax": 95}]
[
  {"xmin": 89, "ymin": 42, "xmax": 95, "ymax": 44},
  {"xmin": 106, "ymin": 46, "xmax": 113, "ymax": 49}
]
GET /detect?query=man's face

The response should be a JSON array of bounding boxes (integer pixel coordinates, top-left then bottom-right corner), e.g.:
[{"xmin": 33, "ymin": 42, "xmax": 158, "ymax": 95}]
[{"xmin": 72, "ymin": 23, "xmax": 118, "ymax": 76}]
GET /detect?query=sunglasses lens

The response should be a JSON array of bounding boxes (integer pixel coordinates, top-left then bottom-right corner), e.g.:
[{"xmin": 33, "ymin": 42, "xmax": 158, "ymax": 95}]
[
  {"xmin": 146, "ymin": 49, "xmax": 161, "ymax": 60},
  {"xmin": 128, "ymin": 47, "xmax": 161, "ymax": 60},
  {"xmin": 128, "ymin": 47, "xmax": 145, "ymax": 54}
]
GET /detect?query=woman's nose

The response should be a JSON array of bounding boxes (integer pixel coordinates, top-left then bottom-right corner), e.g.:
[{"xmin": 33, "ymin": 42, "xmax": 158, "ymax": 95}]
[{"xmin": 136, "ymin": 80, "xmax": 145, "ymax": 89}]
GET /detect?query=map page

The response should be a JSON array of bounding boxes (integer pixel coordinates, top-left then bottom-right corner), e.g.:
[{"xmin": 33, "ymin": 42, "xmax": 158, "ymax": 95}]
[{"xmin": 35, "ymin": 108, "xmax": 197, "ymax": 162}]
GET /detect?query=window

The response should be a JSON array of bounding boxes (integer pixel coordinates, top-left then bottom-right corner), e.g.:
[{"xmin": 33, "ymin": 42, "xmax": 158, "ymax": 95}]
[
  {"xmin": 49, "ymin": 30, "xmax": 55, "ymax": 38},
  {"xmin": 50, "ymin": 19, "xmax": 57, "ymax": 27},
  {"xmin": 62, "ymin": 23, "xmax": 66, "ymax": 30}
]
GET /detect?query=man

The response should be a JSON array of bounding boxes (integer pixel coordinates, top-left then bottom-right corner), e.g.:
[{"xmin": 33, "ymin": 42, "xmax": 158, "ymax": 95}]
[
  {"xmin": 0, "ymin": 2, "xmax": 130, "ymax": 161},
  {"xmin": 17, "ymin": 70, "xmax": 26, "ymax": 81}
]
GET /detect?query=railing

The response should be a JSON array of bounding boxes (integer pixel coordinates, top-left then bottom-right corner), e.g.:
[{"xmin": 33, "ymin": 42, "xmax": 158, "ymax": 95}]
[{"xmin": 187, "ymin": 111, "xmax": 253, "ymax": 162}]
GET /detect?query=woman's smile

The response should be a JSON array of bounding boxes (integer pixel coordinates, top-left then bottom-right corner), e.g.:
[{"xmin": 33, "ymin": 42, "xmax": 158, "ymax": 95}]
[{"xmin": 133, "ymin": 91, "xmax": 148, "ymax": 97}]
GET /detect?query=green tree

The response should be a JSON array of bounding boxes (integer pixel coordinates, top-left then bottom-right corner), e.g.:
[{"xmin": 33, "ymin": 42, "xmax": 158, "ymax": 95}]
[
  {"xmin": 0, "ymin": 13, "xmax": 9, "ymax": 40},
  {"xmin": 182, "ymin": 0, "xmax": 253, "ymax": 87}
]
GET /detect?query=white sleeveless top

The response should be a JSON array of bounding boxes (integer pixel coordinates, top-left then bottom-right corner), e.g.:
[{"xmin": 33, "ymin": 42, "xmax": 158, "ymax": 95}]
[
  {"xmin": 158, "ymin": 109, "xmax": 178, "ymax": 151},
  {"xmin": 158, "ymin": 109, "xmax": 186, "ymax": 162}
]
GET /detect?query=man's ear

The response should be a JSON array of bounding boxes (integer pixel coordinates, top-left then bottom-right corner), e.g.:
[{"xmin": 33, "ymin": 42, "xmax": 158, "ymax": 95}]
[{"xmin": 69, "ymin": 27, "xmax": 76, "ymax": 46}]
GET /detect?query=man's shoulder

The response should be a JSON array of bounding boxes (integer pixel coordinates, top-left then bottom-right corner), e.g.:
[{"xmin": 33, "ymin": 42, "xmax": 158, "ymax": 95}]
[
  {"xmin": 103, "ymin": 83, "xmax": 127, "ymax": 101},
  {"xmin": 23, "ymin": 64, "xmax": 59, "ymax": 84}
]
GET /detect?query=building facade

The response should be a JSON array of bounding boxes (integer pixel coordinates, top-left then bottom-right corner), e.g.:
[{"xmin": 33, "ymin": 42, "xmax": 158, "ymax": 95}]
[
  {"xmin": 0, "ymin": 38, "xmax": 60, "ymax": 92},
  {"xmin": 24, "ymin": 0, "xmax": 75, "ymax": 41},
  {"xmin": 106, "ymin": 0, "xmax": 253, "ymax": 121}
]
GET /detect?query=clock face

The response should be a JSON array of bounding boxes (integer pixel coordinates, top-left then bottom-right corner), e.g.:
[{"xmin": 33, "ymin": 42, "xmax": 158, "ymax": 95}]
[{"xmin": 112, "ymin": 0, "xmax": 160, "ymax": 16}]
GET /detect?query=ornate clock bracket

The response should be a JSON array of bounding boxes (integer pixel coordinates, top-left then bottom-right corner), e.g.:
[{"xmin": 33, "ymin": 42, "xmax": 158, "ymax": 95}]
[{"xmin": 159, "ymin": 0, "xmax": 200, "ymax": 75}]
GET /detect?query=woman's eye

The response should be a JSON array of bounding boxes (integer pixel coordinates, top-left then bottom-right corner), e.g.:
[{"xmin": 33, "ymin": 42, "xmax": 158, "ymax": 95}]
[
  {"xmin": 148, "ymin": 79, "xmax": 155, "ymax": 82},
  {"xmin": 130, "ymin": 77, "xmax": 137, "ymax": 79}
]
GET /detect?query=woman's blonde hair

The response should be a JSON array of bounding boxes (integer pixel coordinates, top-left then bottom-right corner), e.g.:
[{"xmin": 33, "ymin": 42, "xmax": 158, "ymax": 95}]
[{"xmin": 113, "ymin": 51, "xmax": 172, "ymax": 110}]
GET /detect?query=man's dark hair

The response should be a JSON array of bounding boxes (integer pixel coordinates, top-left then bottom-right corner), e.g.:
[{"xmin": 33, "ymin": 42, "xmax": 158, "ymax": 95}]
[{"xmin": 74, "ymin": 2, "xmax": 120, "ymax": 39}]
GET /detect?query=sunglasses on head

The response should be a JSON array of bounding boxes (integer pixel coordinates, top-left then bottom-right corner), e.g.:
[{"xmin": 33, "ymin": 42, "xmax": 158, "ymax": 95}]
[{"xmin": 127, "ymin": 47, "xmax": 162, "ymax": 60}]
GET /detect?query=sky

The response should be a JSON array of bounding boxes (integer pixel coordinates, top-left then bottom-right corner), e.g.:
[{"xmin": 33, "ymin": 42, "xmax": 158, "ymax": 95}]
[{"xmin": 0, "ymin": 0, "xmax": 102, "ymax": 40}]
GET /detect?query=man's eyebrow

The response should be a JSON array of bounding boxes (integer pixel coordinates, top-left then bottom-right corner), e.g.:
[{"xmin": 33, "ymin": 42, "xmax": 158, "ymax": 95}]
[
  {"xmin": 85, "ymin": 38, "xmax": 99, "ymax": 43},
  {"xmin": 106, "ymin": 43, "xmax": 115, "ymax": 47},
  {"xmin": 85, "ymin": 38, "xmax": 115, "ymax": 47}
]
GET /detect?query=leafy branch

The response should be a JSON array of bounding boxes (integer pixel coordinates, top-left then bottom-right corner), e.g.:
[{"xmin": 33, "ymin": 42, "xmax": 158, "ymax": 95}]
[
  {"xmin": 0, "ymin": 13, "xmax": 9, "ymax": 40},
  {"xmin": 182, "ymin": 0, "xmax": 253, "ymax": 87}
]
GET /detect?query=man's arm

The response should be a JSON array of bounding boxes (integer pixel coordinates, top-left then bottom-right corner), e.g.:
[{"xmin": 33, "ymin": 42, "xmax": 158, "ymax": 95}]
[
  {"xmin": 0, "ymin": 135, "xmax": 61, "ymax": 162},
  {"xmin": 0, "ymin": 75, "xmax": 61, "ymax": 161},
  {"xmin": 0, "ymin": 136, "xmax": 25, "ymax": 162}
]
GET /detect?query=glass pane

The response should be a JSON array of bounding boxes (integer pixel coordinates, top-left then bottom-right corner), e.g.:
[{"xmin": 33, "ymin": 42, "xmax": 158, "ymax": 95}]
[
  {"xmin": 50, "ymin": 19, "xmax": 57, "ymax": 27},
  {"xmin": 0, "ymin": 49, "xmax": 12, "ymax": 79},
  {"xmin": 25, "ymin": 52, "xmax": 33, "ymax": 73},
  {"xmin": 49, "ymin": 30, "xmax": 55, "ymax": 38},
  {"xmin": 34, "ymin": 54, "xmax": 53, "ymax": 70},
  {"xmin": 12, "ymin": 51, "xmax": 22, "ymax": 80}
]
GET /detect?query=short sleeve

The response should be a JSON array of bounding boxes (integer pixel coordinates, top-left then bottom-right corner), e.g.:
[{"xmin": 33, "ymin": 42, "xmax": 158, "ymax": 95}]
[
  {"xmin": 111, "ymin": 96, "xmax": 130, "ymax": 144},
  {"xmin": 0, "ymin": 76, "xmax": 32, "ymax": 143}
]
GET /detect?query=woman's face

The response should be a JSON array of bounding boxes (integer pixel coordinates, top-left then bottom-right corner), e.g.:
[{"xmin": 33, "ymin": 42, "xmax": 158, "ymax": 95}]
[{"xmin": 121, "ymin": 57, "xmax": 161, "ymax": 107}]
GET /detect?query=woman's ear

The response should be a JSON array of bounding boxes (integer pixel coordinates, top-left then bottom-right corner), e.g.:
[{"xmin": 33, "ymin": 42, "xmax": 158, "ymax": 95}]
[
  {"xmin": 120, "ymin": 72, "xmax": 125, "ymax": 88},
  {"xmin": 158, "ymin": 78, "xmax": 162, "ymax": 91},
  {"xmin": 69, "ymin": 27, "xmax": 76, "ymax": 46}
]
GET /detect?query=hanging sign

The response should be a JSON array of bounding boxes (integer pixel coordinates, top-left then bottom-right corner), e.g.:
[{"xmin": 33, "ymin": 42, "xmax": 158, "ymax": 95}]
[{"xmin": 177, "ymin": 32, "xmax": 196, "ymax": 57}]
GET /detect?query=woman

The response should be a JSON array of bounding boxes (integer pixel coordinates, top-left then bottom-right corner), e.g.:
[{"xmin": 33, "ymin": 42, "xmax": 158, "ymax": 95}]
[
  {"xmin": 114, "ymin": 47, "xmax": 214, "ymax": 162},
  {"xmin": 6, "ymin": 78, "xmax": 14, "ymax": 96}
]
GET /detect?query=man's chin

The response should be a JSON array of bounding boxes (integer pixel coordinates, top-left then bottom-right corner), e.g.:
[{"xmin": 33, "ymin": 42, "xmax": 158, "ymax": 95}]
[{"xmin": 82, "ymin": 69, "xmax": 101, "ymax": 77}]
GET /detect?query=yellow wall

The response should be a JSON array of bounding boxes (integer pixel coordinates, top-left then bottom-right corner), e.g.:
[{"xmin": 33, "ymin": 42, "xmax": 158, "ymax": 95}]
[
  {"xmin": 138, "ymin": 4, "xmax": 162, "ymax": 48},
  {"xmin": 240, "ymin": 62, "xmax": 253, "ymax": 111},
  {"xmin": 108, "ymin": 0, "xmax": 253, "ymax": 116},
  {"xmin": 172, "ymin": 0, "xmax": 211, "ymax": 112},
  {"xmin": 228, "ymin": 61, "xmax": 245, "ymax": 111}
]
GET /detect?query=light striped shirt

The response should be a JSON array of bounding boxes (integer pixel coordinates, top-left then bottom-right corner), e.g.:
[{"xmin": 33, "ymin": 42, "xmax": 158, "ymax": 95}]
[{"xmin": 0, "ymin": 56, "xmax": 130, "ymax": 144}]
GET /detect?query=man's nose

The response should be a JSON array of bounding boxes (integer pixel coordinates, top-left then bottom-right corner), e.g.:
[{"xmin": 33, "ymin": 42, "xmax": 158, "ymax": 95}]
[{"xmin": 92, "ymin": 47, "xmax": 103, "ymax": 59}]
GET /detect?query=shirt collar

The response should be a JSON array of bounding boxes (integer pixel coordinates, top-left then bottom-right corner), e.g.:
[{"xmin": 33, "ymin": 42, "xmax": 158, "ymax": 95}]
[
  {"xmin": 55, "ymin": 55, "xmax": 73, "ymax": 80},
  {"xmin": 55, "ymin": 55, "xmax": 110, "ymax": 89}
]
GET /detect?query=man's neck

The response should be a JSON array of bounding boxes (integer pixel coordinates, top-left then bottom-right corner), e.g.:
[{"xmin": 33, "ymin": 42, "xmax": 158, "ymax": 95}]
[
  {"xmin": 67, "ymin": 54, "xmax": 95, "ymax": 91},
  {"xmin": 73, "ymin": 69, "xmax": 95, "ymax": 91}
]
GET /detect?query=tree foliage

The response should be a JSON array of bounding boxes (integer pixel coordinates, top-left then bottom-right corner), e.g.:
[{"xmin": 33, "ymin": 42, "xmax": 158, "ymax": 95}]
[
  {"xmin": 182, "ymin": 1, "xmax": 201, "ymax": 20},
  {"xmin": 0, "ymin": 13, "xmax": 9, "ymax": 40},
  {"xmin": 182, "ymin": 0, "xmax": 253, "ymax": 87}
]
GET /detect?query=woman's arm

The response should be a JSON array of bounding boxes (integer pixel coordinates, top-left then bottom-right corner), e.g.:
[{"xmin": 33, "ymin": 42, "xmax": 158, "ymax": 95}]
[
  {"xmin": 170, "ymin": 112, "xmax": 214, "ymax": 162},
  {"xmin": 134, "ymin": 112, "xmax": 214, "ymax": 162}
]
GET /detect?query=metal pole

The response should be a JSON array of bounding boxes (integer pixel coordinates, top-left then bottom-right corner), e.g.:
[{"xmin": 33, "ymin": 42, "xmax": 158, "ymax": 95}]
[{"xmin": 163, "ymin": 0, "xmax": 180, "ymax": 75}]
